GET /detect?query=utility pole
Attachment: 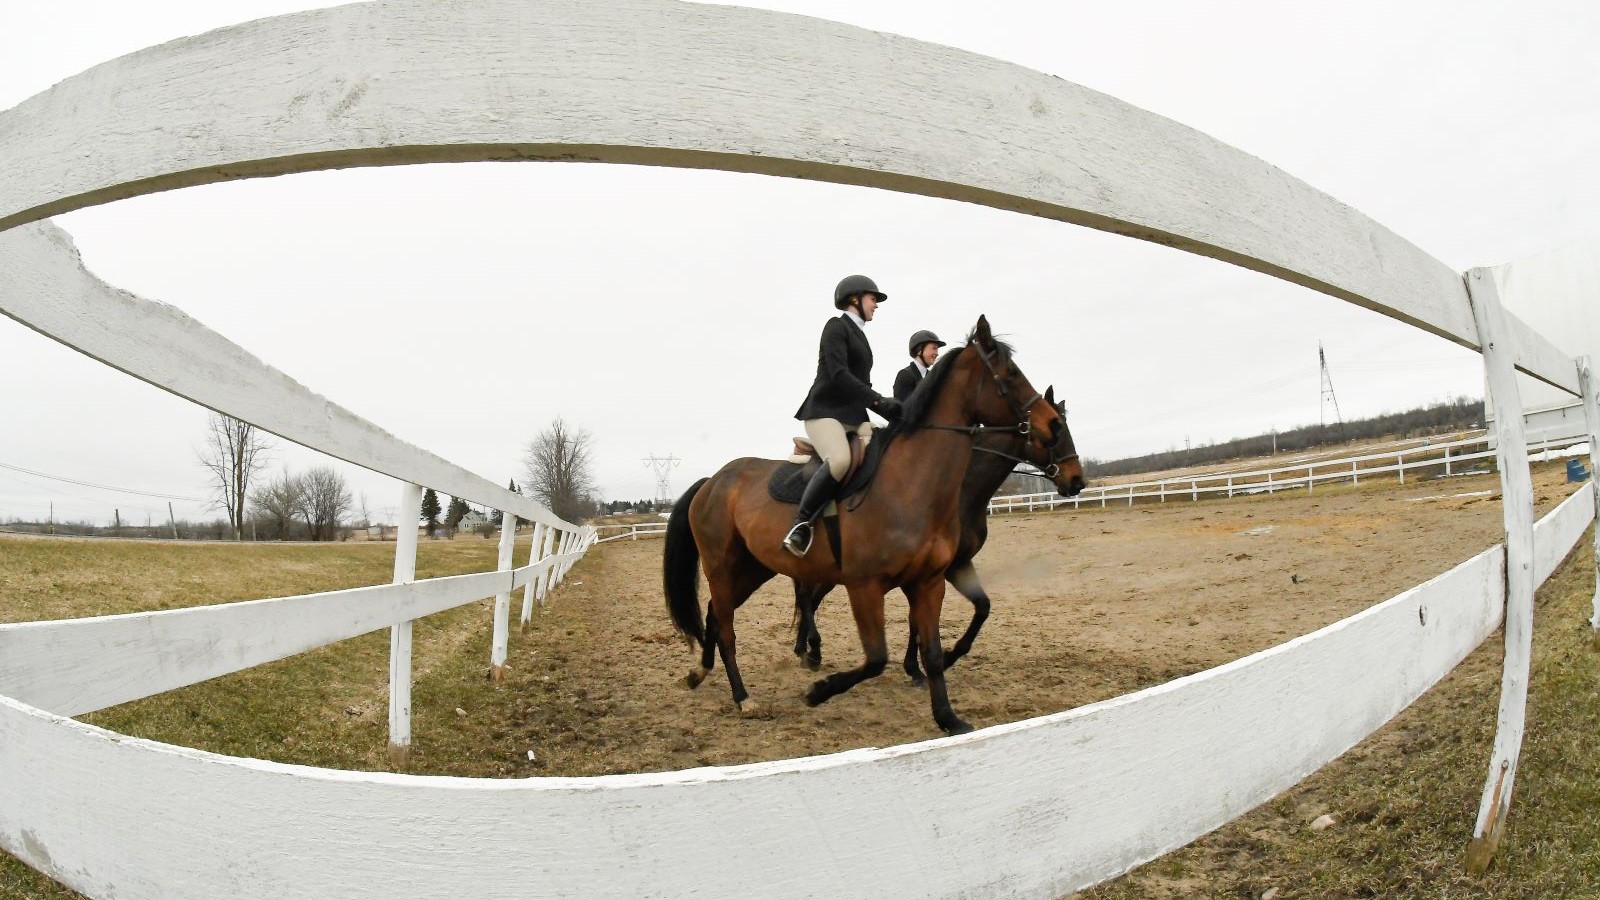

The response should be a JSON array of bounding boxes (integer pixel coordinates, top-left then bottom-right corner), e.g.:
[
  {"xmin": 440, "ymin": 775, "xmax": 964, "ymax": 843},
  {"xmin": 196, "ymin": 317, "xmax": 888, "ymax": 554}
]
[
  {"xmin": 113, "ymin": 508, "xmax": 121, "ymax": 537},
  {"xmin": 1319, "ymin": 342, "xmax": 1345, "ymax": 439},
  {"xmin": 168, "ymin": 502, "xmax": 179, "ymax": 540},
  {"xmin": 642, "ymin": 453, "xmax": 682, "ymax": 507},
  {"xmin": 49, "ymin": 502, "xmax": 54, "ymax": 535}
]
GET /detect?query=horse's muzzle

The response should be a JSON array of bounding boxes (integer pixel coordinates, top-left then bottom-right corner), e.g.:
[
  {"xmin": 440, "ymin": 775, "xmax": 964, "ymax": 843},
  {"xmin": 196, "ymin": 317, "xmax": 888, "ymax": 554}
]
[{"xmin": 1060, "ymin": 475, "xmax": 1086, "ymax": 498}]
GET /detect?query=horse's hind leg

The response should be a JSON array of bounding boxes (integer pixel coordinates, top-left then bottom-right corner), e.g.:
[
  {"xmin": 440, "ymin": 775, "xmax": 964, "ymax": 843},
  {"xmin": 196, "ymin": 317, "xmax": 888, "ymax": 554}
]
[
  {"xmin": 940, "ymin": 561, "xmax": 990, "ymax": 673},
  {"xmin": 685, "ymin": 607, "xmax": 718, "ymax": 689},
  {"xmin": 805, "ymin": 581, "xmax": 888, "ymax": 707},
  {"xmin": 707, "ymin": 554, "xmax": 774, "ymax": 715},
  {"xmin": 907, "ymin": 572, "xmax": 971, "ymax": 735}
]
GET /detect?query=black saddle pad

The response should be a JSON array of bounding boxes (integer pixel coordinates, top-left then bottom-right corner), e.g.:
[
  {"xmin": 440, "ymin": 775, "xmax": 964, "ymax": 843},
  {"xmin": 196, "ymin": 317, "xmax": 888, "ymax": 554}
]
[{"xmin": 767, "ymin": 428, "xmax": 893, "ymax": 505}]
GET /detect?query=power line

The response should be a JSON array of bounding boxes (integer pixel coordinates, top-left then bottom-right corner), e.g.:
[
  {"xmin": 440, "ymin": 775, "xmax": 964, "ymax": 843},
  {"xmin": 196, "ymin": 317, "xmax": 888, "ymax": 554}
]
[{"xmin": 0, "ymin": 460, "xmax": 206, "ymax": 502}]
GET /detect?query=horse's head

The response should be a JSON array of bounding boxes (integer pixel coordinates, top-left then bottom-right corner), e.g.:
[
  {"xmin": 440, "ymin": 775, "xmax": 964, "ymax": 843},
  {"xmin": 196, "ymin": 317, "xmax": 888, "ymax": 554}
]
[{"xmin": 965, "ymin": 316, "xmax": 1085, "ymax": 497}]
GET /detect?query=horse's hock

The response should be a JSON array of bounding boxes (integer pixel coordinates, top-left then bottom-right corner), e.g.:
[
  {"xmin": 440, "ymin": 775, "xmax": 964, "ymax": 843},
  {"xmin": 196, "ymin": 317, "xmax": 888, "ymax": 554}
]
[{"xmin": 0, "ymin": 2, "xmax": 1593, "ymax": 898}]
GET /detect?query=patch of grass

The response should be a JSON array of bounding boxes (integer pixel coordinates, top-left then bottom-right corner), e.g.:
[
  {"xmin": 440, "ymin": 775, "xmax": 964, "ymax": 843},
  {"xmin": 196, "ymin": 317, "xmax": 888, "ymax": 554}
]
[
  {"xmin": 1081, "ymin": 535, "xmax": 1600, "ymax": 899},
  {"xmin": 0, "ymin": 535, "xmax": 517, "ymax": 899}
]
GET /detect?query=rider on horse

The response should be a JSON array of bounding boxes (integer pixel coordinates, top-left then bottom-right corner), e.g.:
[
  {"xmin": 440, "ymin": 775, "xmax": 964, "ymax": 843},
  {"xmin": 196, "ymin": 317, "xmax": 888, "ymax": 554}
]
[
  {"xmin": 783, "ymin": 275, "xmax": 904, "ymax": 557},
  {"xmin": 893, "ymin": 329, "xmax": 946, "ymax": 402}
]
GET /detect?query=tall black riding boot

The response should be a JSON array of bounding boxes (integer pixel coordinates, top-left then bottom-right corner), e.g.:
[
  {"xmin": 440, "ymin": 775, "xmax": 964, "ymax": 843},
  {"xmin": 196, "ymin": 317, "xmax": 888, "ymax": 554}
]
[{"xmin": 782, "ymin": 465, "xmax": 840, "ymax": 557}]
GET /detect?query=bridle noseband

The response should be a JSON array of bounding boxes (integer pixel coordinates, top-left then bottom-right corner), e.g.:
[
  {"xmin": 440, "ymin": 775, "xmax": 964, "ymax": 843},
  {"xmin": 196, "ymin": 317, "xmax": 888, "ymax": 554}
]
[{"xmin": 925, "ymin": 343, "xmax": 1079, "ymax": 478}]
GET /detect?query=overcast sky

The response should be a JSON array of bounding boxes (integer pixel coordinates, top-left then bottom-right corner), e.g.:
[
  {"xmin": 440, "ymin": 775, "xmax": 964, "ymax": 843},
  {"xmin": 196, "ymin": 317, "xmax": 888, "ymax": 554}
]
[{"xmin": 3, "ymin": 1, "xmax": 1598, "ymax": 528}]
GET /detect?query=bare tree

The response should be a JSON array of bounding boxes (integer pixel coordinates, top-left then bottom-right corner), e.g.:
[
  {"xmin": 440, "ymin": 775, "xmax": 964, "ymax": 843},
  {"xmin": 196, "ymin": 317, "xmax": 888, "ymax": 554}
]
[
  {"xmin": 523, "ymin": 417, "xmax": 598, "ymax": 524},
  {"xmin": 249, "ymin": 470, "xmax": 305, "ymax": 541},
  {"xmin": 297, "ymin": 466, "xmax": 353, "ymax": 541},
  {"xmin": 198, "ymin": 412, "xmax": 271, "ymax": 541}
]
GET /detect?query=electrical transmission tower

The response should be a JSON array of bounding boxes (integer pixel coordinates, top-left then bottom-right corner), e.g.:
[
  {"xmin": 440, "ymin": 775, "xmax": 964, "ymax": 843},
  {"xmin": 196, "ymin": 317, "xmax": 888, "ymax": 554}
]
[
  {"xmin": 1319, "ymin": 342, "xmax": 1345, "ymax": 436},
  {"xmin": 642, "ymin": 453, "xmax": 681, "ymax": 506}
]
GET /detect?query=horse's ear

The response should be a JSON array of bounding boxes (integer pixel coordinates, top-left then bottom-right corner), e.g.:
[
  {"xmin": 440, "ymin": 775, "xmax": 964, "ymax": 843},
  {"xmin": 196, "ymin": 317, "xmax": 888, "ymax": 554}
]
[
  {"xmin": 972, "ymin": 314, "xmax": 992, "ymax": 345},
  {"xmin": 1045, "ymin": 384, "xmax": 1056, "ymax": 406}
]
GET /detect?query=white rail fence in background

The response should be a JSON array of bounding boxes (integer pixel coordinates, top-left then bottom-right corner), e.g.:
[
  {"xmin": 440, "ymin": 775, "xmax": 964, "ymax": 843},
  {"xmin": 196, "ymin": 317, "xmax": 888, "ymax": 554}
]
[
  {"xmin": 991, "ymin": 430, "xmax": 1587, "ymax": 514},
  {"xmin": 594, "ymin": 522, "xmax": 671, "ymax": 543},
  {"xmin": 2, "ymin": 3, "xmax": 1598, "ymax": 899}
]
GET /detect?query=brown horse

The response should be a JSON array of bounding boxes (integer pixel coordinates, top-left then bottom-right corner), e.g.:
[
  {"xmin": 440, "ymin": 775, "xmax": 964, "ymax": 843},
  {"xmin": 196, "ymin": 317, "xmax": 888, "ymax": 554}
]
[
  {"xmin": 663, "ymin": 316, "xmax": 1085, "ymax": 734},
  {"xmin": 790, "ymin": 389, "xmax": 1080, "ymax": 679}
]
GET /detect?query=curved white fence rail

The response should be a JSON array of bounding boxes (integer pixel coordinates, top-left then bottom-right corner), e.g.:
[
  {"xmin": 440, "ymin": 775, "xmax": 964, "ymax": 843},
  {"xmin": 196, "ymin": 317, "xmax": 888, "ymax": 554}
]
[{"xmin": 1, "ymin": 0, "xmax": 1595, "ymax": 896}]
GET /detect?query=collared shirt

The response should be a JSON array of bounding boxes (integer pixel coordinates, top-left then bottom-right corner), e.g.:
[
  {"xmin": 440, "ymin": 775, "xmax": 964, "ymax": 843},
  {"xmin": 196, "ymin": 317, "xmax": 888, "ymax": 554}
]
[
  {"xmin": 844, "ymin": 309, "xmax": 867, "ymax": 333},
  {"xmin": 913, "ymin": 358, "xmax": 929, "ymax": 377}
]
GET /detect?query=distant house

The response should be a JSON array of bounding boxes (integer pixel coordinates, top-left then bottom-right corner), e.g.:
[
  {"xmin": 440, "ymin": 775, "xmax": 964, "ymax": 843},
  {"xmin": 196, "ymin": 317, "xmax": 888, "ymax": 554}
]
[{"xmin": 456, "ymin": 510, "xmax": 487, "ymax": 533}]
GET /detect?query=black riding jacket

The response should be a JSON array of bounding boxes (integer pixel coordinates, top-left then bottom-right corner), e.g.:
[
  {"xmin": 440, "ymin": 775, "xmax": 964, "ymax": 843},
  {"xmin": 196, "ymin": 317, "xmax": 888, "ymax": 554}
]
[{"xmin": 794, "ymin": 313, "xmax": 884, "ymax": 426}]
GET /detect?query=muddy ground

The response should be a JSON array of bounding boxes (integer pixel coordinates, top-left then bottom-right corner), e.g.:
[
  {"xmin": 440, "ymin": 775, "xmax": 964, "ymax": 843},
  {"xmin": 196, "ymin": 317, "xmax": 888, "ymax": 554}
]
[{"xmin": 480, "ymin": 465, "xmax": 1577, "ymax": 777}]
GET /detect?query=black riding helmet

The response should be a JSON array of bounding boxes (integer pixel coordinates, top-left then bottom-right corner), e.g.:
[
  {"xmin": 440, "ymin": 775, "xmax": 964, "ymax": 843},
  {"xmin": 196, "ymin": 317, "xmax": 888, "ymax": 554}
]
[
  {"xmin": 908, "ymin": 329, "xmax": 945, "ymax": 357},
  {"xmin": 834, "ymin": 274, "xmax": 887, "ymax": 310}
]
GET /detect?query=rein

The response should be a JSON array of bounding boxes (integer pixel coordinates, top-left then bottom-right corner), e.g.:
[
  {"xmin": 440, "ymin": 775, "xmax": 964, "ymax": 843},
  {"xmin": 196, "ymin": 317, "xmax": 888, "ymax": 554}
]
[{"xmin": 917, "ymin": 343, "xmax": 1080, "ymax": 477}]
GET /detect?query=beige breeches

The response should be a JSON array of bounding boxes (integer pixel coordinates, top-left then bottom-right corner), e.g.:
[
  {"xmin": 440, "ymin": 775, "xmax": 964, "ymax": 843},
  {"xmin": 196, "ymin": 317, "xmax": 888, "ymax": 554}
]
[{"xmin": 803, "ymin": 418, "xmax": 873, "ymax": 480}]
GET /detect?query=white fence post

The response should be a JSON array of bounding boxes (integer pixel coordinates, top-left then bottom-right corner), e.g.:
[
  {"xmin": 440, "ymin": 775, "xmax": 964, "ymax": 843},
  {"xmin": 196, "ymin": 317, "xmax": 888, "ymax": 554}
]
[
  {"xmin": 1226, "ymin": 476, "xmax": 1233, "ymax": 498},
  {"xmin": 1307, "ymin": 466, "xmax": 1314, "ymax": 492},
  {"xmin": 1446, "ymin": 446, "xmax": 1453, "ymax": 476},
  {"xmin": 1464, "ymin": 267, "xmax": 1538, "ymax": 874},
  {"xmin": 556, "ymin": 531, "xmax": 572, "ymax": 586},
  {"xmin": 535, "ymin": 524, "xmax": 558, "ymax": 607},
  {"xmin": 519, "ymin": 522, "xmax": 546, "ymax": 633},
  {"xmin": 1352, "ymin": 461, "xmax": 1359, "ymax": 486},
  {"xmin": 1579, "ymin": 355, "xmax": 1600, "ymax": 637},
  {"xmin": 489, "ymin": 512, "xmax": 518, "ymax": 681},
  {"xmin": 1398, "ymin": 453, "xmax": 1406, "ymax": 485},
  {"xmin": 1190, "ymin": 480, "xmax": 1197, "ymax": 501},
  {"xmin": 387, "ymin": 482, "xmax": 424, "ymax": 767}
]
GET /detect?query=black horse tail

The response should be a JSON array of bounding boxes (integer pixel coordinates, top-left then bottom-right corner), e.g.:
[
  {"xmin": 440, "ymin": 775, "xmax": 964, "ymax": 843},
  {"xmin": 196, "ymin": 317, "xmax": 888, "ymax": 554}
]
[{"xmin": 664, "ymin": 477, "xmax": 710, "ymax": 648}]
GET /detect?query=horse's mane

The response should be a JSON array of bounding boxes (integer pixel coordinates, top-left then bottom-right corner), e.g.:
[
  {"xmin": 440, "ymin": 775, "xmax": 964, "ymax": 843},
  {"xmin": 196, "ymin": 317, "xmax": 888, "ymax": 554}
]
[{"xmin": 893, "ymin": 324, "xmax": 1015, "ymax": 434}]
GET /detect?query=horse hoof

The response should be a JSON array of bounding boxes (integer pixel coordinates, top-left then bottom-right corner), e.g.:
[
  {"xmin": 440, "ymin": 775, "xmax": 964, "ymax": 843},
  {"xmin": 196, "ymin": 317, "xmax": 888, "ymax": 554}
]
[
  {"xmin": 737, "ymin": 699, "xmax": 761, "ymax": 716},
  {"xmin": 683, "ymin": 666, "xmax": 708, "ymax": 690},
  {"xmin": 907, "ymin": 675, "xmax": 927, "ymax": 688},
  {"xmin": 805, "ymin": 655, "xmax": 823, "ymax": 672},
  {"xmin": 804, "ymin": 681, "xmax": 830, "ymax": 707},
  {"xmin": 940, "ymin": 717, "xmax": 973, "ymax": 736}
]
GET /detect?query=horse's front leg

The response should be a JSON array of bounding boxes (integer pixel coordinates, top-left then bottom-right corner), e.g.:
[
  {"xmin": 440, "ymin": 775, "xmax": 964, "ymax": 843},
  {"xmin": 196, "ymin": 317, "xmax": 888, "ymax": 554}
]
[
  {"xmin": 906, "ymin": 572, "xmax": 971, "ymax": 735},
  {"xmin": 804, "ymin": 580, "xmax": 888, "ymax": 707},
  {"xmin": 940, "ymin": 561, "xmax": 990, "ymax": 673},
  {"xmin": 900, "ymin": 591, "xmax": 926, "ymax": 686},
  {"xmin": 792, "ymin": 581, "xmax": 828, "ymax": 671}
]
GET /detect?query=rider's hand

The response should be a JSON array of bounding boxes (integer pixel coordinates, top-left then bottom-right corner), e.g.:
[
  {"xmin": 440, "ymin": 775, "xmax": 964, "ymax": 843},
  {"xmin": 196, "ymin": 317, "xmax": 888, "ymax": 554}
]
[{"xmin": 875, "ymin": 397, "xmax": 904, "ymax": 421}]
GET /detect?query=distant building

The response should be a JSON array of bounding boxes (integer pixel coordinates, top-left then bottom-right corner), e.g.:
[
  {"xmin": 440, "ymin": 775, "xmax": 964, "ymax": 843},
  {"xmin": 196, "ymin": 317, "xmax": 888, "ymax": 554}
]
[{"xmin": 457, "ymin": 510, "xmax": 487, "ymax": 533}]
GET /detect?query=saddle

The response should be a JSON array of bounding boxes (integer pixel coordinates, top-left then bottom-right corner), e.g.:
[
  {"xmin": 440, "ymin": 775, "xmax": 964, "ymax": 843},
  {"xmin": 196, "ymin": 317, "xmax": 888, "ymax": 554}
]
[{"xmin": 767, "ymin": 428, "xmax": 891, "ymax": 510}]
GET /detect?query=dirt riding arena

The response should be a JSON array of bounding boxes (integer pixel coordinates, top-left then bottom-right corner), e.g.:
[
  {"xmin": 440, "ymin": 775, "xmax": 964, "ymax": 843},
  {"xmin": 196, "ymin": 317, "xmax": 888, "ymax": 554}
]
[{"xmin": 484, "ymin": 465, "xmax": 1577, "ymax": 778}]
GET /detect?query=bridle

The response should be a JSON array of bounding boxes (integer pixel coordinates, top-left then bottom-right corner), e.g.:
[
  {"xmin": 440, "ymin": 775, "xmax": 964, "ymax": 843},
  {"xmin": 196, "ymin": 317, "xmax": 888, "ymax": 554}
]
[{"xmin": 924, "ymin": 343, "xmax": 1080, "ymax": 479}]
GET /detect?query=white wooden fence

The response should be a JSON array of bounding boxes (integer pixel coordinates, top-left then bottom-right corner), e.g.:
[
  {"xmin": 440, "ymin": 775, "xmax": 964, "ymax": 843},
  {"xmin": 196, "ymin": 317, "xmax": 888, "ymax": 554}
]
[
  {"xmin": 1, "ymin": 2, "xmax": 1597, "ymax": 897},
  {"xmin": 594, "ymin": 521, "xmax": 671, "ymax": 543},
  {"xmin": 989, "ymin": 430, "xmax": 1584, "ymax": 513}
]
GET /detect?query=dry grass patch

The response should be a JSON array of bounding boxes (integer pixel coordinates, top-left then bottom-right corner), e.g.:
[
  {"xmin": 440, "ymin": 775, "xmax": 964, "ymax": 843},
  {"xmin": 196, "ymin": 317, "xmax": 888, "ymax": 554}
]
[{"xmin": 1078, "ymin": 536, "xmax": 1600, "ymax": 900}]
